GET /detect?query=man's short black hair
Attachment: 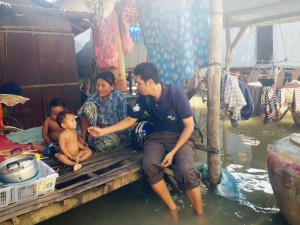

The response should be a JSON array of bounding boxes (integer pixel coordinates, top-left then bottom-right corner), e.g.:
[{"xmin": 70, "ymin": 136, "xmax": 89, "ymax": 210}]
[
  {"xmin": 50, "ymin": 98, "xmax": 66, "ymax": 108},
  {"xmin": 96, "ymin": 71, "xmax": 115, "ymax": 86},
  {"xmin": 56, "ymin": 111, "xmax": 73, "ymax": 128},
  {"xmin": 133, "ymin": 63, "xmax": 161, "ymax": 84}
]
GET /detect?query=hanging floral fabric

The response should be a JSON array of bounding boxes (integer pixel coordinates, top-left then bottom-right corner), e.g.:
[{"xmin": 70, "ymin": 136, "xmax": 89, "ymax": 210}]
[
  {"xmin": 93, "ymin": 0, "xmax": 134, "ymax": 92},
  {"xmin": 137, "ymin": 0, "xmax": 209, "ymax": 86}
]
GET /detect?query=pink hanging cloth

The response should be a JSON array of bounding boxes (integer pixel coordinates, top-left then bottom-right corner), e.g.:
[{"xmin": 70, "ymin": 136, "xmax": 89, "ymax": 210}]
[{"xmin": 93, "ymin": 0, "xmax": 134, "ymax": 92}]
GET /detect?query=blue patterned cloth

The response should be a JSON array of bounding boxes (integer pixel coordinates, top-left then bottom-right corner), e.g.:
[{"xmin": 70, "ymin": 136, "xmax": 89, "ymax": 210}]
[
  {"xmin": 138, "ymin": 0, "xmax": 209, "ymax": 87},
  {"xmin": 43, "ymin": 142, "xmax": 59, "ymax": 156}
]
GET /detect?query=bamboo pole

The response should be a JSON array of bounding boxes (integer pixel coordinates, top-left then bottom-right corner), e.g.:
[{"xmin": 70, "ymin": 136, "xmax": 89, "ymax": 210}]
[{"xmin": 207, "ymin": 0, "xmax": 223, "ymax": 185}]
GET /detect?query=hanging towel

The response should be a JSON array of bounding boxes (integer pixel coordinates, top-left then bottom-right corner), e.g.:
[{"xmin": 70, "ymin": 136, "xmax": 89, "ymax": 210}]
[{"xmin": 224, "ymin": 75, "xmax": 247, "ymax": 120}]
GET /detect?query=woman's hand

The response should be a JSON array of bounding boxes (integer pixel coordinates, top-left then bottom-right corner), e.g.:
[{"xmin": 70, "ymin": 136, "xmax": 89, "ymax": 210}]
[{"xmin": 87, "ymin": 126, "xmax": 104, "ymax": 137}]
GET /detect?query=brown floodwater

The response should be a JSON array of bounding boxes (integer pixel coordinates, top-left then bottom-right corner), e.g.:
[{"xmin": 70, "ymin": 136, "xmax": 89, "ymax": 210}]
[{"xmin": 39, "ymin": 95, "xmax": 297, "ymax": 225}]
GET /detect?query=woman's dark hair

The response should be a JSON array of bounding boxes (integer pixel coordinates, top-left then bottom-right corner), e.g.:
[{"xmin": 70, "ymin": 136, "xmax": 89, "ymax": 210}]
[
  {"xmin": 134, "ymin": 63, "xmax": 160, "ymax": 84},
  {"xmin": 50, "ymin": 98, "xmax": 66, "ymax": 108},
  {"xmin": 56, "ymin": 111, "xmax": 73, "ymax": 128},
  {"xmin": 96, "ymin": 71, "xmax": 115, "ymax": 86}
]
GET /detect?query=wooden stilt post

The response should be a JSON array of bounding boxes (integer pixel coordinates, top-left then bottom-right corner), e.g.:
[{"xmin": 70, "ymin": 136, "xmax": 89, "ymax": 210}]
[{"xmin": 207, "ymin": 0, "xmax": 223, "ymax": 185}]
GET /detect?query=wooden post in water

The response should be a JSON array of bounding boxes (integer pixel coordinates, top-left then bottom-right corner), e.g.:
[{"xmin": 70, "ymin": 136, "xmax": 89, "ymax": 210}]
[{"xmin": 207, "ymin": 0, "xmax": 223, "ymax": 185}]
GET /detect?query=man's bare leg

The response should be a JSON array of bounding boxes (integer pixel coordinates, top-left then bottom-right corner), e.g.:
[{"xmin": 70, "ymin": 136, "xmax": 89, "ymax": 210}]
[
  {"xmin": 185, "ymin": 186, "xmax": 203, "ymax": 215},
  {"xmin": 151, "ymin": 179, "xmax": 177, "ymax": 210}
]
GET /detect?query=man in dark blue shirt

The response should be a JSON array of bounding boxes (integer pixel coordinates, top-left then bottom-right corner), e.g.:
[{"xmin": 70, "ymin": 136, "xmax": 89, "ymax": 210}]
[{"xmin": 88, "ymin": 62, "xmax": 202, "ymax": 215}]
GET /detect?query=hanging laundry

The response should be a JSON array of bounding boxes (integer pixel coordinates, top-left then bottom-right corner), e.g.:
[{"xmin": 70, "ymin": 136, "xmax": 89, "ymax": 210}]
[
  {"xmin": 292, "ymin": 88, "xmax": 300, "ymax": 112},
  {"xmin": 93, "ymin": 0, "xmax": 134, "ymax": 91},
  {"xmin": 222, "ymin": 74, "xmax": 247, "ymax": 127},
  {"xmin": 283, "ymin": 71, "xmax": 292, "ymax": 86},
  {"xmin": 137, "ymin": 0, "xmax": 209, "ymax": 87},
  {"xmin": 261, "ymin": 87, "xmax": 281, "ymax": 124},
  {"xmin": 239, "ymin": 80, "xmax": 254, "ymax": 120}
]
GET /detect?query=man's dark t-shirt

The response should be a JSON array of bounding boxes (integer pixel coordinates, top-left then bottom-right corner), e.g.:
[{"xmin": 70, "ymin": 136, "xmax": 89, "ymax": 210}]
[{"xmin": 129, "ymin": 84, "xmax": 193, "ymax": 133}]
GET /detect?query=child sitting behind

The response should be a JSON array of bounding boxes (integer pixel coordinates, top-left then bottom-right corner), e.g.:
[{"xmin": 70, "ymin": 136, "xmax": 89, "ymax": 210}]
[
  {"xmin": 31, "ymin": 98, "xmax": 66, "ymax": 154},
  {"xmin": 56, "ymin": 111, "xmax": 92, "ymax": 171}
]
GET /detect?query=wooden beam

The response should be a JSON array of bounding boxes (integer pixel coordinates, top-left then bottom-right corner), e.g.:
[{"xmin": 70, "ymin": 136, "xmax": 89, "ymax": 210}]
[
  {"xmin": 69, "ymin": 21, "xmax": 84, "ymax": 33},
  {"xmin": 224, "ymin": 0, "xmax": 298, "ymax": 18},
  {"xmin": 63, "ymin": 10, "xmax": 90, "ymax": 20},
  {"xmin": 8, "ymin": 4, "xmax": 63, "ymax": 17},
  {"xmin": 194, "ymin": 143, "xmax": 219, "ymax": 154},
  {"xmin": 230, "ymin": 25, "xmax": 248, "ymax": 51},
  {"xmin": 229, "ymin": 11, "xmax": 300, "ymax": 28},
  {"xmin": 207, "ymin": 0, "xmax": 222, "ymax": 185}
]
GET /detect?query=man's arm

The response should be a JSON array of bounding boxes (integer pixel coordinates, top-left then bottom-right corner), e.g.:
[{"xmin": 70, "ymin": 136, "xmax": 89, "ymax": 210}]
[
  {"xmin": 161, "ymin": 116, "xmax": 194, "ymax": 167},
  {"xmin": 88, "ymin": 116, "xmax": 138, "ymax": 137}
]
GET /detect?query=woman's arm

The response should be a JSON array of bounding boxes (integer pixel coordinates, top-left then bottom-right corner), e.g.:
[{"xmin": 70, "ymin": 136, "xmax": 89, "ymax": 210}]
[{"xmin": 80, "ymin": 116, "xmax": 90, "ymax": 142}]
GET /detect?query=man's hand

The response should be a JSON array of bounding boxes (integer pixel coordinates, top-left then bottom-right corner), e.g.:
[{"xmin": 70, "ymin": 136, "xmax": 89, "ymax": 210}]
[
  {"xmin": 87, "ymin": 126, "xmax": 105, "ymax": 137},
  {"xmin": 161, "ymin": 152, "xmax": 175, "ymax": 168}
]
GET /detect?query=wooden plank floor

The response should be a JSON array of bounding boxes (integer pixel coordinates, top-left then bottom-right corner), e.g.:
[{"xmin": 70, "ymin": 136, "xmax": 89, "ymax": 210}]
[{"xmin": 0, "ymin": 143, "xmax": 143, "ymax": 225}]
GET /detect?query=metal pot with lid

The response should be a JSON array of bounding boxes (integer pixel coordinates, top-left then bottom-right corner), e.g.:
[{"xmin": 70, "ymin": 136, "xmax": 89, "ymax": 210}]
[{"xmin": 0, "ymin": 148, "xmax": 39, "ymax": 183}]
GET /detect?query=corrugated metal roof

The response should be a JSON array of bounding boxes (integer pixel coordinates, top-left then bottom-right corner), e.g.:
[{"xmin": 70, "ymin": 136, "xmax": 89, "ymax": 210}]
[{"xmin": 224, "ymin": 0, "xmax": 300, "ymax": 27}]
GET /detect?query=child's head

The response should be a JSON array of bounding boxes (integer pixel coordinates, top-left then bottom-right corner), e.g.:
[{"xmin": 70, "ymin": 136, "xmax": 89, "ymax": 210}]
[
  {"xmin": 49, "ymin": 98, "xmax": 66, "ymax": 120},
  {"xmin": 56, "ymin": 111, "xmax": 77, "ymax": 129}
]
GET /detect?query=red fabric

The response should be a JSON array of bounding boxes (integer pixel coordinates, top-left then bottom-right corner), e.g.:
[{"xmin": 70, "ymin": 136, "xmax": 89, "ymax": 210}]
[{"xmin": 0, "ymin": 135, "xmax": 30, "ymax": 162}]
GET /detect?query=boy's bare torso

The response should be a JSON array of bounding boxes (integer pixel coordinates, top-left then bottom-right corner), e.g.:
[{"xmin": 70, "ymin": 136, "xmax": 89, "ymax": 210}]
[{"xmin": 47, "ymin": 117, "xmax": 63, "ymax": 142}]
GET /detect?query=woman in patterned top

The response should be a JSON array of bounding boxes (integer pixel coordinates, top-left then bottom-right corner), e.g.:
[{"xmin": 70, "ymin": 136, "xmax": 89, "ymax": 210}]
[{"xmin": 79, "ymin": 71, "xmax": 128, "ymax": 152}]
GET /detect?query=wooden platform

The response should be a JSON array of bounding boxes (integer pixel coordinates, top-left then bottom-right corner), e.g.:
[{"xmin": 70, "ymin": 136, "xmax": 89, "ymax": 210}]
[{"xmin": 0, "ymin": 143, "xmax": 143, "ymax": 225}]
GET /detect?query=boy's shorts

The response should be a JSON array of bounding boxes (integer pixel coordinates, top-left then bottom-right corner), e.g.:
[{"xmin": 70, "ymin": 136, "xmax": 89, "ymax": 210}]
[{"xmin": 43, "ymin": 142, "xmax": 59, "ymax": 156}]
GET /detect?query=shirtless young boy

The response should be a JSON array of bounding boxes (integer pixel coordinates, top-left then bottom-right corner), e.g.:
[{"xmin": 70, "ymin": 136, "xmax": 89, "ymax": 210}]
[
  {"xmin": 55, "ymin": 111, "xmax": 92, "ymax": 171},
  {"xmin": 31, "ymin": 98, "xmax": 66, "ymax": 154}
]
